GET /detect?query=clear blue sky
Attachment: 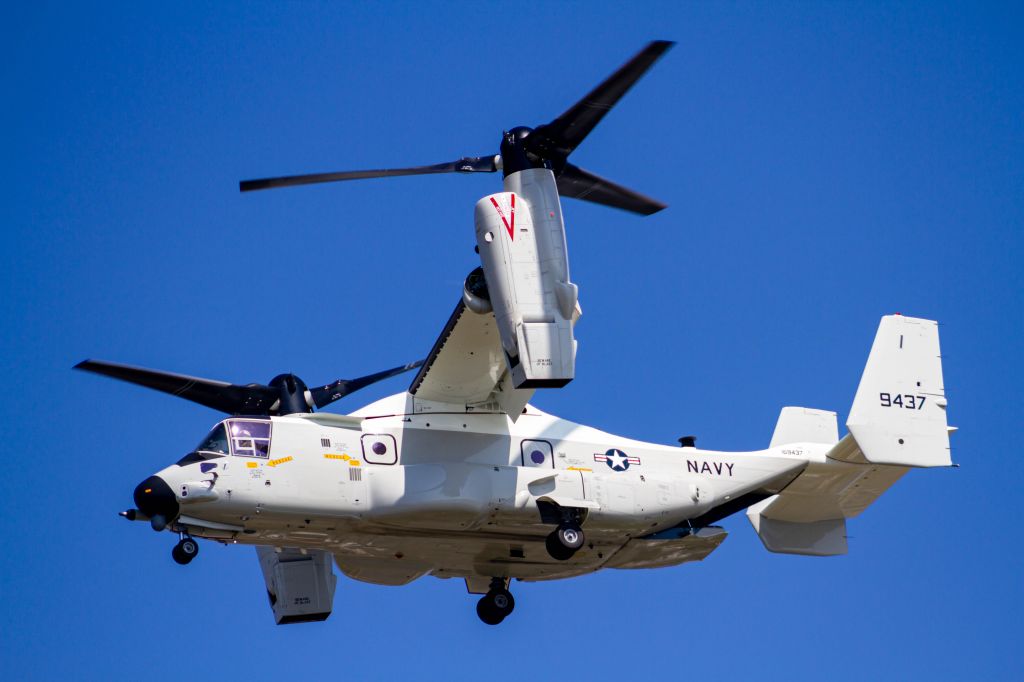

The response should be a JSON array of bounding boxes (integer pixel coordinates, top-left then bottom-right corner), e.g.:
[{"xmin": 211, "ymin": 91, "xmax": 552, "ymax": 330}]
[{"xmin": 3, "ymin": 2, "xmax": 1022, "ymax": 680}]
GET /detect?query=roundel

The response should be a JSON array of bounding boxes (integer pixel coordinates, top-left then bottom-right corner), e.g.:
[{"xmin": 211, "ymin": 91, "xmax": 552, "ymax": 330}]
[
  {"xmin": 604, "ymin": 448, "xmax": 630, "ymax": 471},
  {"xmin": 520, "ymin": 439, "xmax": 553, "ymax": 468},
  {"xmin": 361, "ymin": 434, "xmax": 397, "ymax": 465}
]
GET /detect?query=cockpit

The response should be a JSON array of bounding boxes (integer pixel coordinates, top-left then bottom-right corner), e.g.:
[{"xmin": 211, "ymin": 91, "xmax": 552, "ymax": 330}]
[
  {"xmin": 195, "ymin": 423, "xmax": 229, "ymax": 455},
  {"xmin": 177, "ymin": 418, "xmax": 273, "ymax": 465},
  {"xmin": 224, "ymin": 419, "xmax": 272, "ymax": 457}
]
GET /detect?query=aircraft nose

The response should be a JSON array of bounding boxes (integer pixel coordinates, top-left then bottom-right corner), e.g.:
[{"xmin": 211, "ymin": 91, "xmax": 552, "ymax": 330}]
[{"xmin": 134, "ymin": 475, "xmax": 179, "ymax": 531}]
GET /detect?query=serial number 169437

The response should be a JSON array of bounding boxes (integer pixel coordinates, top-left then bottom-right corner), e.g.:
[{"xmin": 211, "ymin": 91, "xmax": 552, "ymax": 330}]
[{"xmin": 880, "ymin": 392, "xmax": 926, "ymax": 409}]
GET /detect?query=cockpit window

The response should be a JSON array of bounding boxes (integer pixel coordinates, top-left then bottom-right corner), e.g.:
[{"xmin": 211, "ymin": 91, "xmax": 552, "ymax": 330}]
[
  {"xmin": 228, "ymin": 420, "xmax": 272, "ymax": 458},
  {"xmin": 176, "ymin": 451, "xmax": 224, "ymax": 467},
  {"xmin": 196, "ymin": 423, "xmax": 229, "ymax": 455}
]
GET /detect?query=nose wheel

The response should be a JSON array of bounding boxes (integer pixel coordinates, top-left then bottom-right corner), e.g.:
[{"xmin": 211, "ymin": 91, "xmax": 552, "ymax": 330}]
[
  {"xmin": 171, "ymin": 534, "xmax": 199, "ymax": 565},
  {"xmin": 476, "ymin": 578, "xmax": 515, "ymax": 625}
]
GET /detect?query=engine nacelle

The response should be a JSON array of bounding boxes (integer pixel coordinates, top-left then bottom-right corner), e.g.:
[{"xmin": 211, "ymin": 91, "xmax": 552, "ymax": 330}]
[
  {"xmin": 474, "ymin": 168, "xmax": 578, "ymax": 388},
  {"xmin": 256, "ymin": 546, "xmax": 337, "ymax": 625}
]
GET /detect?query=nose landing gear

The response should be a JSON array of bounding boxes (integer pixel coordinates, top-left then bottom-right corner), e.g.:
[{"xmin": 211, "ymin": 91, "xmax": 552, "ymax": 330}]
[
  {"xmin": 476, "ymin": 578, "xmax": 515, "ymax": 625},
  {"xmin": 171, "ymin": 533, "xmax": 199, "ymax": 565}
]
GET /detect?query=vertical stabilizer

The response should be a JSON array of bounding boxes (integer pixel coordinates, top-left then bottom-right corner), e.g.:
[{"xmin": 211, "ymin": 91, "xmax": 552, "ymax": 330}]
[
  {"xmin": 770, "ymin": 407, "xmax": 839, "ymax": 448},
  {"xmin": 846, "ymin": 315, "xmax": 951, "ymax": 467}
]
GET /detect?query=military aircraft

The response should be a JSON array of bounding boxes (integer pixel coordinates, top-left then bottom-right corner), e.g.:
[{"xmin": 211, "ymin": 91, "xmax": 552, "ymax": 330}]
[{"xmin": 76, "ymin": 41, "xmax": 954, "ymax": 626}]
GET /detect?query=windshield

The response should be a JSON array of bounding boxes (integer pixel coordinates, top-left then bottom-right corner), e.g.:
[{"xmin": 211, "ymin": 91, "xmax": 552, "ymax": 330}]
[
  {"xmin": 228, "ymin": 419, "xmax": 272, "ymax": 458},
  {"xmin": 195, "ymin": 423, "xmax": 229, "ymax": 454}
]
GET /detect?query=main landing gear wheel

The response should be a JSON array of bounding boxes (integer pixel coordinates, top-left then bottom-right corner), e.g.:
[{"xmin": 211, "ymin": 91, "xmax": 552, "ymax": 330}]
[
  {"xmin": 172, "ymin": 537, "xmax": 199, "ymax": 565},
  {"xmin": 476, "ymin": 582, "xmax": 515, "ymax": 625},
  {"xmin": 545, "ymin": 524, "xmax": 585, "ymax": 561}
]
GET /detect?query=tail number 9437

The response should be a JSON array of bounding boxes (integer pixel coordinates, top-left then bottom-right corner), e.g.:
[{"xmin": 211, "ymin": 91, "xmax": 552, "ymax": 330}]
[{"xmin": 880, "ymin": 392, "xmax": 926, "ymax": 409}]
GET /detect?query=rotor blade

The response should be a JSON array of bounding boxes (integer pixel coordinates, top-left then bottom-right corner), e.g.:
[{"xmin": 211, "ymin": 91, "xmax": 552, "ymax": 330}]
[
  {"xmin": 310, "ymin": 360, "xmax": 425, "ymax": 409},
  {"xmin": 556, "ymin": 163, "xmax": 666, "ymax": 215},
  {"xmin": 73, "ymin": 359, "xmax": 277, "ymax": 415},
  {"xmin": 528, "ymin": 40, "xmax": 675, "ymax": 160},
  {"xmin": 239, "ymin": 156, "xmax": 498, "ymax": 192}
]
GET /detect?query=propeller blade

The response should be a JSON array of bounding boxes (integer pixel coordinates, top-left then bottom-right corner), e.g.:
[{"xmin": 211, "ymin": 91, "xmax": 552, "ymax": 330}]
[
  {"xmin": 528, "ymin": 40, "xmax": 675, "ymax": 161},
  {"xmin": 556, "ymin": 163, "xmax": 666, "ymax": 215},
  {"xmin": 310, "ymin": 360, "xmax": 424, "ymax": 409},
  {"xmin": 239, "ymin": 156, "xmax": 498, "ymax": 192},
  {"xmin": 73, "ymin": 359, "xmax": 277, "ymax": 415}
]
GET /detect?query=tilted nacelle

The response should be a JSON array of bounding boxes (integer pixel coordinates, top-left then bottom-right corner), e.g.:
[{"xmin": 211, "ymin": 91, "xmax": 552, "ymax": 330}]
[{"xmin": 474, "ymin": 168, "xmax": 578, "ymax": 388}]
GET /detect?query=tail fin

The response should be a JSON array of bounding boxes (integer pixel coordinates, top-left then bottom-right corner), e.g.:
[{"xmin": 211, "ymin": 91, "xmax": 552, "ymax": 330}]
[
  {"xmin": 770, "ymin": 407, "xmax": 839, "ymax": 448},
  {"xmin": 845, "ymin": 315, "xmax": 951, "ymax": 467},
  {"xmin": 746, "ymin": 315, "xmax": 952, "ymax": 556}
]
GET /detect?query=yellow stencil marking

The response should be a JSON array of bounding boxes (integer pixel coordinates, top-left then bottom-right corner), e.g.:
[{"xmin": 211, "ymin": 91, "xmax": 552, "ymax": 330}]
[
  {"xmin": 566, "ymin": 467, "xmax": 593, "ymax": 472},
  {"xmin": 267, "ymin": 456, "xmax": 293, "ymax": 467},
  {"xmin": 348, "ymin": 460, "xmax": 361, "ymax": 466},
  {"xmin": 324, "ymin": 454, "xmax": 347, "ymax": 461},
  {"xmin": 246, "ymin": 462, "xmax": 258, "ymax": 469}
]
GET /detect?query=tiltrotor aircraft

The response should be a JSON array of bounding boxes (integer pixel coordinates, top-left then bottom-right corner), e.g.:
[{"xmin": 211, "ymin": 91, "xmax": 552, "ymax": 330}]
[{"xmin": 77, "ymin": 41, "xmax": 954, "ymax": 626}]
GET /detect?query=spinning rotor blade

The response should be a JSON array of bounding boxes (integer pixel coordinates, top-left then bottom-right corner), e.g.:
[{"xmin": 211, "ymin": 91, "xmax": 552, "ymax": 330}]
[
  {"xmin": 556, "ymin": 163, "xmax": 666, "ymax": 215},
  {"xmin": 74, "ymin": 358, "xmax": 424, "ymax": 415},
  {"xmin": 74, "ymin": 360, "xmax": 274, "ymax": 415},
  {"xmin": 240, "ymin": 41, "xmax": 674, "ymax": 215},
  {"xmin": 310, "ymin": 360, "xmax": 424, "ymax": 409},
  {"xmin": 240, "ymin": 156, "xmax": 498, "ymax": 192},
  {"xmin": 528, "ymin": 40, "xmax": 675, "ymax": 161}
]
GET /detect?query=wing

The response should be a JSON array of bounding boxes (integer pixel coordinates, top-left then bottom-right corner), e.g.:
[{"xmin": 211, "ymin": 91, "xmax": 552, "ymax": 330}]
[
  {"xmin": 408, "ymin": 300, "xmax": 534, "ymax": 417},
  {"xmin": 605, "ymin": 527, "xmax": 728, "ymax": 570}
]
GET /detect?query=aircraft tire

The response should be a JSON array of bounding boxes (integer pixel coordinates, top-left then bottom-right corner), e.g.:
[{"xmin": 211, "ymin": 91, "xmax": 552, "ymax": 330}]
[
  {"xmin": 172, "ymin": 538, "xmax": 199, "ymax": 565},
  {"xmin": 476, "ymin": 598, "xmax": 504, "ymax": 625},
  {"xmin": 545, "ymin": 532, "xmax": 577, "ymax": 561},
  {"xmin": 487, "ymin": 588, "xmax": 515, "ymax": 615},
  {"xmin": 556, "ymin": 524, "xmax": 585, "ymax": 550}
]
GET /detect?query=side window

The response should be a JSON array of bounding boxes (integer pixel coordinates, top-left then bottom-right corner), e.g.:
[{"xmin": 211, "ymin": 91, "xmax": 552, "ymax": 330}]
[
  {"xmin": 229, "ymin": 420, "xmax": 272, "ymax": 458},
  {"xmin": 361, "ymin": 434, "xmax": 397, "ymax": 465},
  {"xmin": 196, "ymin": 424, "xmax": 229, "ymax": 455},
  {"xmin": 521, "ymin": 439, "xmax": 554, "ymax": 468}
]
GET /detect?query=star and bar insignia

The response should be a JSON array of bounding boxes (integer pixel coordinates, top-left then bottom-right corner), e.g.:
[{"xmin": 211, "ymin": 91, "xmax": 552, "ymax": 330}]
[{"xmin": 593, "ymin": 448, "xmax": 640, "ymax": 471}]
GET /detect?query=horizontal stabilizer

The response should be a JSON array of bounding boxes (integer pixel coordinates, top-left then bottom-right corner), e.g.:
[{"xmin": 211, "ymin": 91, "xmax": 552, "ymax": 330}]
[{"xmin": 746, "ymin": 436, "xmax": 909, "ymax": 555}]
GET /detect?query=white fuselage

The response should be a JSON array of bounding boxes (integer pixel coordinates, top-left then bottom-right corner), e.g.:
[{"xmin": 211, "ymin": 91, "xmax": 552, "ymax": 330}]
[{"xmin": 151, "ymin": 392, "xmax": 823, "ymax": 586}]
